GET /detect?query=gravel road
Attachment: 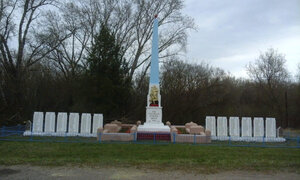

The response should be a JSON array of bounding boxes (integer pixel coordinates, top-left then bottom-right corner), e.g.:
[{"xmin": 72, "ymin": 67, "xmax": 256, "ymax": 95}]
[{"xmin": 0, "ymin": 165, "xmax": 299, "ymax": 180}]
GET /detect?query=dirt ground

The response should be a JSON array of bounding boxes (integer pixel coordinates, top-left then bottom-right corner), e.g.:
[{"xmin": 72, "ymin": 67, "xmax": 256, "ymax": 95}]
[{"xmin": 0, "ymin": 165, "xmax": 299, "ymax": 180}]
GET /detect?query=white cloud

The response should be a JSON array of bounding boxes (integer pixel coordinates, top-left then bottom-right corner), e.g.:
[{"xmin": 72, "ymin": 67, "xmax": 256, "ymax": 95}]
[{"xmin": 183, "ymin": 0, "xmax": 300, "ymax": 78}]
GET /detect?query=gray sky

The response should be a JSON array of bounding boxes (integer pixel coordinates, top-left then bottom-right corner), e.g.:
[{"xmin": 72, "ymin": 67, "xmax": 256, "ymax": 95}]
[{"xmin": 183, "ymin": 0, "xmax": 300, "ymax": 78}]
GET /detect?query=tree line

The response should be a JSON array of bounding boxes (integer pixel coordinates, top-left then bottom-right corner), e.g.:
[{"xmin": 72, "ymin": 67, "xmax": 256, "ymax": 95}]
[{"xmin": 0, "ymin": 0, "xmax": 299, "ymax": 128}]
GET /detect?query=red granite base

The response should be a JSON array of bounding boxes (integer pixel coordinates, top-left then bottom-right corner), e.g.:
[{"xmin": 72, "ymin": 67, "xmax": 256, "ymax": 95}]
[{"xmin": 137, "ymin": 132, "xmax": 171, "ymax": 141}]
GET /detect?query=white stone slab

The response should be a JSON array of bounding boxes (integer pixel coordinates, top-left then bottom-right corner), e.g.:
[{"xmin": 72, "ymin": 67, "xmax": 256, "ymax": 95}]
[
  {"xmin": 57, "ymin": 112, "xmax": 68, "ymax": 133},
  {"xmin": 68, "ymin": 113, "xmax": 79, "ymax": 134},
  {"xmin": 266, "ymin": 118, "xmax": 276, "ymax": 137},
  {"xmin": 146, "ymin": 107, "xmax": 162, "ymax": 124},
  {"xmin": 242, "ymin": 117, "xmax": 252, "ymax": 137},
  {"xmin": 254, "ymin": 117, "xmax": 264, "ymax": 137},
  {"xmin": 81, "ymin": 113, "xmax": 91, "ymax": 134},
  {"xmin": 44, "ymin": 112, "xmax": 55, "ymax": 133},
  {"xmin": 92, "ymin": 114, "xmax": 103, "ymax": 134},
  {"xmin": 32, "ymin": 112, "xmax": 44, "ymax": 132},
  {"xmin": 137, "ymin": 123, "xmax": 170, "ymax": 132},
  {"xmin": 205, "ymin": 116, "xmax": 216, "ymax": 136},
  {"xmin": 138, "ymin": 107, "xmax": 170, "ymax": 132},
  {"xmin": 217, "ymin": 117, "xmax": 228, "ymax": 136},
  {"xmin": 229, "ymin": 117, "xmax": 240, "ymax": 137}
]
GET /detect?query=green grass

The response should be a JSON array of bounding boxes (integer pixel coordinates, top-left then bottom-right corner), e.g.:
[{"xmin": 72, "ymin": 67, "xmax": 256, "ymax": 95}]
[{"xmin": 0, "ymin": 141, "xmax": 300, "ymax": 173}]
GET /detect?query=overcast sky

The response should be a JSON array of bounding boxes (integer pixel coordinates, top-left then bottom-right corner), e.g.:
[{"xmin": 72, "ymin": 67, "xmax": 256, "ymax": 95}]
[{"xmin": 183, "ymin": 0, "xmax": 300, "ymax": 78}]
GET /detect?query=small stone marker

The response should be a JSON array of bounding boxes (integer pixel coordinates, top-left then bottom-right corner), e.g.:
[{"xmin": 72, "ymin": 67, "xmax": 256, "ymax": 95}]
[
  {"xmin": 277, "ymin": 127, "xmax": 283, "ymax": 137},
  {"xmin": 253, "ymin": 117, "xmax": 264, "ymax": 137},
  {"xmin": 44, "ymin": 112, "xmax": 55, "ymax": 133},
  {"xmin": 266, "ymin": 118, "xmax": 276, "ymax": 138},
  {"xmin": 92, "ymin": 114, "xmax": 103, "ymax": 134},
  {"xmin": 68, "ymin": 113, "xmax": 79, "ymax": 134},
  {"xmin": 205, "ymin": 116, "xmax": 216, "ymax": 136},
  {"xmin": 217, "ymin": 117, "xmax": 228, "ymax": 137},
  {"xmin": 242, "ymin": 117, "xmax": 252, "ymax": 137},
  {"xmin": 57, "ymin": 112, "xmax": 68, "ymax": 133},
  {"xmin": 32, "ymin": 112, "xmax": 44, "ymax": 132},
  {"xmin": 81, "ymin": 113, "xmax": 91, "ymax": 134},
  {"xmin": 229, "ymin": 117, "xmax": 240, "ymax": 137}
]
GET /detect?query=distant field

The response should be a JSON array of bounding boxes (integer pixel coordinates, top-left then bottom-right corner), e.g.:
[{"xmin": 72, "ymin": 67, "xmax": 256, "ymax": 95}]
[{"xmin": 0, "ymin": 141, "xmax": 299, "ymax": 173}]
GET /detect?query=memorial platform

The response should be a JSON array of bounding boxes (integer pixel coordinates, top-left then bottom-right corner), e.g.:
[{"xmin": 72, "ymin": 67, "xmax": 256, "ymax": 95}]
[{"xmin": 137, "ymin": 122, "xmax": 170, "ymax": 132}]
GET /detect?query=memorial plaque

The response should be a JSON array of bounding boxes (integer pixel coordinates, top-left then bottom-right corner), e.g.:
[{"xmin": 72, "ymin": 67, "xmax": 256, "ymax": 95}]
[
  {"xmin": 242, "ymin": 117, "xmax": 252, "ymax": 137},
  {"xmin": 81, "ymin": 113, "xmax": 91, "ymax": 134},
  {"xmin": 68, "ymin": 113, "xmax": 79, "ymax": 133},
  {"xmin": 254, "ymin": 117, "xmax": 264, "ymax": 137},
  {"xmin": 57, "ymin": 112, "xmax": 67, "ymax": 133},
  {"xmin": 229, "ymin": 117, "xmax": 240, "ymax": 137},
  {"xmin": 217, "ymin": 117, "xmax": 228, "ymax": 137},
  {"xmin": 32, "ymin": 112, "xmax": 44, "ymax": 132},
  {"xmin": 205, "ymin": 116, "xmax": 216, "ymax": 136},
  {"xmin": 146, "ymin": 108, "xmax": 162, "ymax": 124},
  {"xmin": 266, "ymin": 118, "xmax": 276, "ymax": 137},
  {"xmin": 92, "ymin": 114, "xmax": 103, "ymax": 134},
  {"xmin": 45, "ymin": 112, "xmax": 55, "ymax": 133}
]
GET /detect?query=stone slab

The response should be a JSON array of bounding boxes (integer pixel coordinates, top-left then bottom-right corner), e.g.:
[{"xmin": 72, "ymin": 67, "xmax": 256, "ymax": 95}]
[
  {"xmin": 229, "ymin": 117, "xmax": 240, "ymax": 137},
  {"xmin": 254, "ymin": 117, "xmax": 264, "ymax": 137},
  {"xmin": 44, "ymin": 112, "xmax": 55, "ymax": 133},
  {"xmin": 32, "ymin": 112, "xmax": 44, "ymax": 132},
  {"xmin": 103, "ymin": 124, "xmax": 121, "ymax": 133},
  {"xmin": 190, "ymin": 126, "xmax": 204, "ymax": 134},
  {"xmin": 266, "ymin": 118, "xmax": 276, "ymax": 137},
  {"xmin": 146, "ymin": 107, "xmax": 162, "ymax": 124},
  {"xmin": 205, "ymin": 116, "xmax": 216, "ymax": 136},
  {"xmin": 217, "ymin": 117, "xmax": 228, "ymax": 137},
  {"xmin": 80, "ymin": 113, "xmax": 91, "ymax": 134},
  {"xmin": 185, "ymin": 122, "xmax": 198, "ymax": 129},
  {"xmin": 137, "ymin": 123, "xmax": 170, "ymax": 132},
  {"xmin": 92, "ymin": 114, "xmax": 103, "ymax": 134},
  {"xmin": 277, "ymin": 127, "xmax": 283, "ymax": 137},
  {"xmin": 57, "ymin": 112, "xmax": 68, "ymax": 133},
  {"xmin": 242, "ymin": 117, "xmax": 252, "ymax": 137},
  {"xmin": 68, "ymin": 113, "xmax": 79, "ymax": 134}
]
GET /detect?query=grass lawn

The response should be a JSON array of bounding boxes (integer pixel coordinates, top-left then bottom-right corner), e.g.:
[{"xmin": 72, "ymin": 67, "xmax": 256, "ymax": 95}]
[{"xmin": 0, "ymin": 141, "xmax": 299, "ymax": 173}]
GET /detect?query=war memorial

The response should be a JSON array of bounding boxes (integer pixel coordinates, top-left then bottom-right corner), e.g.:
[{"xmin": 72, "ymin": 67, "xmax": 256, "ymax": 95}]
[
  {"xmin": 2, "ymin": 1, "xmax": 300, "ymax": 179},
  {"xmin": 21, "ymin": 15, "xmax": 285, "ymax": 144}
]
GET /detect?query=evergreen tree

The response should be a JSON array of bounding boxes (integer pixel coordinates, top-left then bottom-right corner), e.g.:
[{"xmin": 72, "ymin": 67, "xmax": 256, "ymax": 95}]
[{"xmin": 84, "ymin": 24, "xmax": 131, "ymax": 117}]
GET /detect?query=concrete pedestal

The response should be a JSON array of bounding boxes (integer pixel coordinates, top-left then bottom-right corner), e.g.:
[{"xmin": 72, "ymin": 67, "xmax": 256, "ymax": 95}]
[{"xmin": 137, "ymin": 107, "xmax": 170, "ymax": 132}]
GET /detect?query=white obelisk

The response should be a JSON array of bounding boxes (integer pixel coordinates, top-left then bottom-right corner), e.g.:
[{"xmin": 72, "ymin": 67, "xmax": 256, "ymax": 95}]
[{"xmin": 138, "ymin": 15, "xmax": 170, "ymax": 132}]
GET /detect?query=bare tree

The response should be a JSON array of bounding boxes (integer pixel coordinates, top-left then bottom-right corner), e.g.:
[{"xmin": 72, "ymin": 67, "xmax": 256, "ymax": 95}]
[
  {"xmin": 126, "ymin": 0, "xmax": 195, "ymax": 82},
  {"xmin": 247, "ymin": 48, "xmax": 289, "ymax": 87},
  {"xmin": 45, "ymin": 0, "xmax": 194, "ymax": 82},
  {"xmin": 42, "ymin": 3, "xmax": 92, "ymax": 80},
  {"xmin": 159, "ymin": 59, "xmax": 234, "ymax": 124},
  {"xmin": 247, "ymin": 48, "xmax": 290, "ymax": 126},
  {"xmin": 0, "ymin": 0, "xmax": 64, "ymax": 73},
  {"xmin": 297, "ymin": 64, "xmax": 300, "ymax": 82},
  {"xmin": 0, "ymin": 0, "xmax": 70, "ymax": 122},
  {"xmin": 43, "ymin": 0, "xmax": 127, "ymax": 79}
]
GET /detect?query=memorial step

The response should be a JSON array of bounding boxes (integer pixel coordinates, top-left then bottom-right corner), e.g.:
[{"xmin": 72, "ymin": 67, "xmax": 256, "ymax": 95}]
[{"xmin": 137, "ymin": 132, "xmax": 171, "ymax": 141}]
